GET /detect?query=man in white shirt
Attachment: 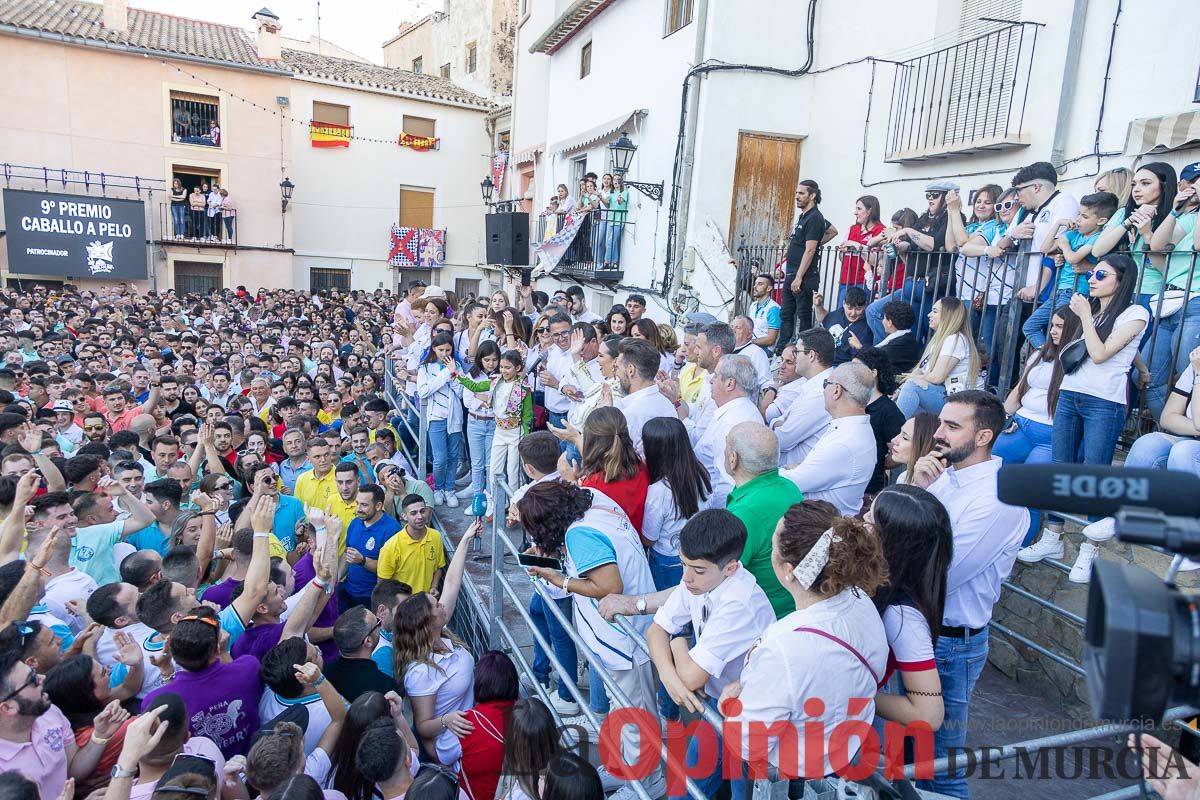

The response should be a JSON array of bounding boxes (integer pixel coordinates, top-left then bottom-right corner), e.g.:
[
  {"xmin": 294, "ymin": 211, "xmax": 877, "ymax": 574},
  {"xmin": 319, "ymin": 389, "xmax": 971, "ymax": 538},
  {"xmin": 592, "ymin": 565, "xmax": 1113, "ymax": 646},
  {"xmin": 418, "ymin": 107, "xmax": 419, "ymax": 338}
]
[
  {"xmin": 566, "ymin": 285, "xmax": 603, "ymax": 324},
  {"xmin": 771, "ymin": 327, "xmax": 835, "ymax": 464},
  {"xmin": 615, "ymin": 338, "xmax": 678, "ymax": 454},
  {"xmin": 695, "ymin": 355, "xmax": 765, "ymax": 510},
  {"xmin": 761, "ymin": 344, "xmax": 804, "ymax": 423},
  {"xmin": 731, "ymin": 316, "xmax": 772, "ymax": 391},
  {"xmin": 1007, "ymin": 161, "xmax": 1080, "ymax": 303},
  {"xmin": 660, "ymin": 322, "xmax": 737, "ymax": 443},
  {"xmin": 536, "ymin": 313, "xmax": 575, "ymax": 428},
  {"xmin": 782, "ymin": 362, "xmax": 877, "ymax": 516},
  {"xmin": 908, "ymin": 390, "xmax": 1029, "ymax": 799},
  {"xmin": 85, "ymin": 582, "xmax": 167, "ymax": 698},
  {"xmin": 748, "ymin": 273, "xmax": 782, "ymax": 351}
]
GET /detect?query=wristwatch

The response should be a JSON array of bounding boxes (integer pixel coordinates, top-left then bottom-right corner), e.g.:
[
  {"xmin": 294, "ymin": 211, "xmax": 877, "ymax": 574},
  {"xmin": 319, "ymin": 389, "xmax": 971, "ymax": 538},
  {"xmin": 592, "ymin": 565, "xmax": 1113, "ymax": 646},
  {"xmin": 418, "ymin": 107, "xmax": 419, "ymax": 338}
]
[
  {"xmin": 635, "ymin": 596, "xmax": 647, "ymax": 614},
  {"xmin": 111, "ymin": 764, "xmax": 137, "ymax": 779}
]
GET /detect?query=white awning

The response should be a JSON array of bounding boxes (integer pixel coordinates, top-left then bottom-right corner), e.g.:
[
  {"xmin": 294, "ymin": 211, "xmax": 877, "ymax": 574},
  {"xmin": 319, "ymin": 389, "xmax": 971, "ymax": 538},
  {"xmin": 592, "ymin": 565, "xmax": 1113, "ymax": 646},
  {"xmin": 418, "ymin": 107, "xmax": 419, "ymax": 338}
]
[
  {"xmin": 512, "ymin": 143, "xmax": 544, "ymax": 165},
  {"xmin": 548, "ymin": 109, "xmax": 648, "ymax": 156},
  {"xmin": 1124, "ymin": 110, "xmax": 1200, "ymax": 156}
]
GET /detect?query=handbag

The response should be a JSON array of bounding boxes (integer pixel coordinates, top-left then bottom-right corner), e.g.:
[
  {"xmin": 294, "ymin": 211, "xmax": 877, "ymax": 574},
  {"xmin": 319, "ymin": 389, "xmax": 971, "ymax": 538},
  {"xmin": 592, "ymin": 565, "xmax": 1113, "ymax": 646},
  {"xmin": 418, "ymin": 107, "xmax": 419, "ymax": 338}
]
[
  {"xmin": 1059, "ymin": 337, "xmax": 1089, "ymax": 375},
  {"xmin": 1148, "ymin": 286, "xmax": 1200, "ymax": 319}
]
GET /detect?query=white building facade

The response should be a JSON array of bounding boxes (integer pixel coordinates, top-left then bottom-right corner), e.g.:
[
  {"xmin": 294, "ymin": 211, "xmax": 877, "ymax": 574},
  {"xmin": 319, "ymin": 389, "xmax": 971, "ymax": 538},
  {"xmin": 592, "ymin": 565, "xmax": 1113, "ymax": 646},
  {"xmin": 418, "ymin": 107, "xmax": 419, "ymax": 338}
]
[
  {"xmin": 511, "ymin": 0, "xmax": 1200, "ymax": 318},
  {"xmin": 282, "ymin": 49, "xmax": 496, "ymax": 295}
]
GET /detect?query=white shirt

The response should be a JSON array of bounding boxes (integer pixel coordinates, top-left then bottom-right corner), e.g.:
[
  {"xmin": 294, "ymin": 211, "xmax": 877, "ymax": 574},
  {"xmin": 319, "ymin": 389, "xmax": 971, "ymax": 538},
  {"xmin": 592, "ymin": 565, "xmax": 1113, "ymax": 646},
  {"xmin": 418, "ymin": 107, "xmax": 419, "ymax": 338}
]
[
  {"xmin": 416, "ymin": 362, "xmax": 464, "ymax": 426},
  {"xmin": 750, "ymin": 297, "xmax": 782, "ymax": 339},
  {"xmin": 683, "ymin": 376, "xmax": 715, "ymax": 444},
  {"xmin": 782, "ymin": 414, "xmax": 876, "ymax": 516},
  {"xmin": 1016, "ymin": 356, "xmax": 1054, "ymax": 426},
  {"xmin": 573, "ymin": 310, "xmax": 603, "ymax": 324},
  {"xmin": 918, "ymin": 333, "xmax": 974, "ymax": 391},
  {"xmin": 1060, "ymin": 305, "xmax": 1149, "ymax": 403},
  {"xmin": 696, "ymin": 396, "xmax": 763, "ymax": 510},
  {"xmin": 734, "ymin": 342, "xmax": 773, "ymax": 391},
  {"xmin": 771, "ymin": 368, "xmax": 832, "ymax": 465},
  {"xmin": 731, "ymin": 588, "xmax": 887, "ymax": 772},
  {"xmin": 259, "ymin": 690, "xmax": 334, "ymax": 755},
  {"xmin": 512, "ymin": 472, "xmax": 569, "ymax": 601},
  {"xmin": 652, "ymin": 564, "xmax": 775, "ymax": 698},
  {"xmin": 1021, "ymin": 190, "xmax": 1080, "ymax": 285},
  {"xmin": 42, "ymin": 569, "xmax": 98, "ymax": 634},
  {"xmin": 641, "ymin": 479, "xmax": 686, "ymax": 557},
  {"xmin": 927, "ymin": 456, "xmax": 1030, "ymax": 628},
  {"xmin": 618, "ymin": 384, "xmax": 678, "ymax": 455},
  {"xmin": 543, "ymin": 345, "xmax": 574, "ymax": 413},
  {"xmin": 403, "ymin": 639, "xmax": 475, "ymax": 766},
  {"xmin": 765, "ymin": 377, "xmax": 806, "ymax": 424}
]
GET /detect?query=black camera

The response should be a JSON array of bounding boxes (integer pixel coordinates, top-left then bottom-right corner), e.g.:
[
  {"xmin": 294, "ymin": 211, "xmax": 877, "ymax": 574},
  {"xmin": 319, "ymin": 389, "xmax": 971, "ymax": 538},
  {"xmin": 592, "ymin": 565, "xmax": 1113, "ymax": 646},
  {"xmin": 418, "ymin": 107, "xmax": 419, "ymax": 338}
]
[{"xmin": 998, "ymin": 463, "xmax": 1200, "ymax": 724}]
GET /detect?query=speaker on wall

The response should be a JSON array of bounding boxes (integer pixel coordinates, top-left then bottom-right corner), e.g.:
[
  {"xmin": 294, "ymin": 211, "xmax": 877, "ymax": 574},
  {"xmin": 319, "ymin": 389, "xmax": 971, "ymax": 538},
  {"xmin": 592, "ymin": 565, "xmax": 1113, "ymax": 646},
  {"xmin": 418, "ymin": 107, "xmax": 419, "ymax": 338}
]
[{"xmin": 485, "ymin": 212, "xmax": 530, "ymax": 266}]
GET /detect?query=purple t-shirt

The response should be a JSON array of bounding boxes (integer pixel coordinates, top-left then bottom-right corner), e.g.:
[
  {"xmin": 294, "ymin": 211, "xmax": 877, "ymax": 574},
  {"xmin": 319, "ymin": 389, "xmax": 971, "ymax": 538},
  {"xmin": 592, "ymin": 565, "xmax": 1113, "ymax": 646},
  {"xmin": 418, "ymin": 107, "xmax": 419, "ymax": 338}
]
[
  {"xmin": 200, "ymin": 578, "xmax": 239, "ymax": 609},
  {"xmin": 292, "ymin": 553, "xmax": 340, "ymax": 663},
  {"xmin": 141, "ymin": 657, "xmax": 263, "ymax": 758},
  {"xmin": 230, "ymin": 622, "xmax": 284, "ymax": 662}
]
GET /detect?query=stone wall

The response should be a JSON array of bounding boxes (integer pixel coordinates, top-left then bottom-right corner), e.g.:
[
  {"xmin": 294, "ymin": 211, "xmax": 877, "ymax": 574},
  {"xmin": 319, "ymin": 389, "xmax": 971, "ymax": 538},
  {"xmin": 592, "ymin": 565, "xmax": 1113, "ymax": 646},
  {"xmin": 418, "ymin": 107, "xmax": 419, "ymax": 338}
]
[{"xmin": 990, "ymin": 533, "xmax": 1197, "ymax": 720}]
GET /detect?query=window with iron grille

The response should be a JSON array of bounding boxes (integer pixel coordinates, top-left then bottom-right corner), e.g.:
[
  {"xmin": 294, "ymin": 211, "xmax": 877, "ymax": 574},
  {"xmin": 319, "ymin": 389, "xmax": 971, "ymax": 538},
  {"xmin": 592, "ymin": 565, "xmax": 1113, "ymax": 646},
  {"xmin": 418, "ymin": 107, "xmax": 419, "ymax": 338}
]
[
  {"xmin": 171, "ymin": 91, "xmax": 221, "ymax": 147},
  {"xmin": 173, "ymin": 261, "xmax": 223, "ymax": 295},
  {"xmin": 664, "ymin": 0, "xmax": 693, "ymax": 36},
  {"xmin": 311, "ymin": 267, "xmax": 351, "ymax": 293},
  {"xmin": 580, "ymin": 42, "xmax": 592, "ymax": 79},
  {"xmin": 466, "ymin": 43, "xmax": 478, "ymax": 74}
]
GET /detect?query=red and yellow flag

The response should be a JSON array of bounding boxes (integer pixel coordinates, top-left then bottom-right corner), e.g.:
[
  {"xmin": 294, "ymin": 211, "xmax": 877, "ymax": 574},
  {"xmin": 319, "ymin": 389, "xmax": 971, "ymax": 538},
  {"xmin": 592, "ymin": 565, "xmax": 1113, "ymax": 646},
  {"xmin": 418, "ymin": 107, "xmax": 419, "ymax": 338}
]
[
  {"xmin": 311, "ymin": 121, "xmax": 351, "ymax": 148},
  {"xmin": 397, "ymin": 132, "xmax": 439, "ymax": 151}
]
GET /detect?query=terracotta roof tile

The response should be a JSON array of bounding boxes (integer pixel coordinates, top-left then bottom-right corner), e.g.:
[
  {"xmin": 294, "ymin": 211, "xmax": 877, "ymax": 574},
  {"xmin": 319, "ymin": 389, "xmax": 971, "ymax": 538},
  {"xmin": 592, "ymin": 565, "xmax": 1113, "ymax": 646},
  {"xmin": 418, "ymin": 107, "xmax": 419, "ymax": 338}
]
[{"xmin": 280, "ymin": 48, "xmax": 491, "ymax": 108}]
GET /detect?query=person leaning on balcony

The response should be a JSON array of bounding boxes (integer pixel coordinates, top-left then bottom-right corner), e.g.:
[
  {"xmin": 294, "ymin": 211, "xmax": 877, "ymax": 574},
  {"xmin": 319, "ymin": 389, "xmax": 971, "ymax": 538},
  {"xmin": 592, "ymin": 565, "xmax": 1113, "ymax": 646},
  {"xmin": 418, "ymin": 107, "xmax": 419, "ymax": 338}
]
[
  {"xmin": 169, "ymin": 179, "xmax": 187, "ymax": 239},
  {"xmin": 220, "ymin": 190, "xmax": 236, "ymax": 242},
  {"xmin": 187, "ymin": 185, "xmax": 206, "ymax": 240}
]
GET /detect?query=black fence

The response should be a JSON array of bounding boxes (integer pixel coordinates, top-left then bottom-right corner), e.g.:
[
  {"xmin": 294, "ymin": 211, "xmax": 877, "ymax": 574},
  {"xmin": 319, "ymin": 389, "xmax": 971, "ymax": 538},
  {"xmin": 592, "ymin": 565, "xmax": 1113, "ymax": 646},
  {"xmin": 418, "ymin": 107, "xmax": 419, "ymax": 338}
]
[
  {"xmin": 885, "ymin": 22, "xmax": 1038, "ymax": 160},
  {"xmin": 735, "ymin": 239, "xmax": 1200, "ymax": 435},
  {"xmin": 171, "ymin": 96, "xmax": 221, "ymax": 147},
  {"xmin": 534, "ymin": 209, "xmax": 632, "ymax": 282},
  {"xmin": 158, "ymin": 201, "xmax": 238, "ymax": 246}
]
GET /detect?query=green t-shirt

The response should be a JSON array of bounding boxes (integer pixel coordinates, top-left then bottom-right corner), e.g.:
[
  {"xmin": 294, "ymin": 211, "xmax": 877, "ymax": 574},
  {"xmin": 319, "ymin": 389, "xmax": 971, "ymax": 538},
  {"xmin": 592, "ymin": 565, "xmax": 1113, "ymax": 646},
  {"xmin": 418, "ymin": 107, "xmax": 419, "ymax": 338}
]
[
  {"xmin": 71, "ymin": 521, "xmax": 124, "ymax": 586},
  {"xmin": 726, "ymin": 470, "xmax": 805, "ymax": 619},
  {"xmin": 1104, "ymin": 208, "xmax": 1164, "ymax": 294},
  {"xmin": 1164, "ymin": 211, "xmax": 1199, "ymax": 290}
]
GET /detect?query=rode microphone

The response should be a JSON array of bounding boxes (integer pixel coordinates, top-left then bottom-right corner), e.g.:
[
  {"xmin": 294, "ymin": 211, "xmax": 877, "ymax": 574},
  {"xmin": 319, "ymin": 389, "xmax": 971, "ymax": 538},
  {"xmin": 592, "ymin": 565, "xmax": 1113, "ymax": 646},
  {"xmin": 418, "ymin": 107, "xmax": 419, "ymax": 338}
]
[{"xmin": 997, "ymin": 463, "xmax": 1200, "ymax": 519}]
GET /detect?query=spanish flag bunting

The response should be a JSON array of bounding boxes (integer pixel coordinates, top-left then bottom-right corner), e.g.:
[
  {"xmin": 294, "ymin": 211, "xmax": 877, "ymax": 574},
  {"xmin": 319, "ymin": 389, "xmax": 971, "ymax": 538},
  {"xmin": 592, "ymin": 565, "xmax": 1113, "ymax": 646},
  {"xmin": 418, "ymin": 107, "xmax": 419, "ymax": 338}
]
[{"xmin": 311, "ymin": 121, "xmax": 351, "ymax": 148}]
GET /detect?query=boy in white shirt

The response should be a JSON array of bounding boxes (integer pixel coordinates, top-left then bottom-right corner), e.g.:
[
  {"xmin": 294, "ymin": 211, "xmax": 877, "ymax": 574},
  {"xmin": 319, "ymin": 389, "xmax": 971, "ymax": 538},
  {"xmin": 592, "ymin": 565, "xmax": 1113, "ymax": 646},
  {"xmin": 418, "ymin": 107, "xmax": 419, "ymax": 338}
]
[{"xmin": 610, "ymin": 509, "xmax": 775, "ymax": 799}]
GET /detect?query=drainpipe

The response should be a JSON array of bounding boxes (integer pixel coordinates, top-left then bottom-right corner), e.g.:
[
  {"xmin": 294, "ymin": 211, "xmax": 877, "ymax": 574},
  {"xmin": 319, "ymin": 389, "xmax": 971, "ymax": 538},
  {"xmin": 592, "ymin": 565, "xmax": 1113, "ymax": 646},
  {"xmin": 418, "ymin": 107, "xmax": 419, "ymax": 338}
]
[
  {"xmin": 1050, "ymin": 0, "xmax": 1088, "ymax": 169},
  {"xmin": 667, "ymin": 0, "xmax": 711, "ymax": 300}
]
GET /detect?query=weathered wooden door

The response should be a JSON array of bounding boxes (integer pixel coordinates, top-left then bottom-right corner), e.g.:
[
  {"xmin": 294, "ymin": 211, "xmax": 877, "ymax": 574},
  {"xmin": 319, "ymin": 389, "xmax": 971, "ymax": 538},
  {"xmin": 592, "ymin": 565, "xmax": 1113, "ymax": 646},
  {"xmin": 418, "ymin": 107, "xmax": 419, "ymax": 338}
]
[{"xmin": 728, "ymin": 132, "xmax": 802, "ymax": 249}]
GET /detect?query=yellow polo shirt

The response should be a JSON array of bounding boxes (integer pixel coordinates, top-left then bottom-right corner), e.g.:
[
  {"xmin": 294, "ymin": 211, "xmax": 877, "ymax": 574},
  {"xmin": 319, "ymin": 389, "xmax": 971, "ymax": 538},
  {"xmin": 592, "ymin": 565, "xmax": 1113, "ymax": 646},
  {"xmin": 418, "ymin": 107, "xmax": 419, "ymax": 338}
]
[
  {"xmin": 377, "ymin": 526, "xmax": 447, "ymax": 594},
  {"xmin": 294, "ymin": 469, "xmax": 337, "ymax": 513},
  {"xmin": 325, "ymin": 494, "xmax": 357, "ymax": 555}
]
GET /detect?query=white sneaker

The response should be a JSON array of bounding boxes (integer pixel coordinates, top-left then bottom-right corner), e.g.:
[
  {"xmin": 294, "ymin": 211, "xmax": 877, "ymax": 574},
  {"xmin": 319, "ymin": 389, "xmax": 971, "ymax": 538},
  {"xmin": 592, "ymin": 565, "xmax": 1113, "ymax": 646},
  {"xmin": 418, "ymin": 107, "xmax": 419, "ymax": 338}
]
[
  {"xmin": 559, "ymin": 712, "xmax": 603, "ymax": 743},
  {"xmin": 603, "ymin": 768, "xmax": 666, "ymax": 799},
  {"xmin": 1017, "ymin": 532, "xmax": 1064, "ymax": 563},
  {"xmin": 1082, "ymin": 517, "xmax": 1117, "ymax": 543},
  {"xmin": 432, "ymin": 490, "xmax": 444, "ymax": 506},
  {"xmin": 1180, "ymin": 558, "xmax": 1200, "ymax": 572},
  {"xmin": 454, "ymin": 485, "xmax": 476, "ymax": 499},
  {"xmin": 444, "ymin": 493, "xmax": 460, "ymax": 508},
  {"xmin": 1069, "ymin": 542, "xmax": 1100, "ymax": 583},
  {"xmin": 549, "ymin": 693, "xmax": 581, "ymax": 717}
]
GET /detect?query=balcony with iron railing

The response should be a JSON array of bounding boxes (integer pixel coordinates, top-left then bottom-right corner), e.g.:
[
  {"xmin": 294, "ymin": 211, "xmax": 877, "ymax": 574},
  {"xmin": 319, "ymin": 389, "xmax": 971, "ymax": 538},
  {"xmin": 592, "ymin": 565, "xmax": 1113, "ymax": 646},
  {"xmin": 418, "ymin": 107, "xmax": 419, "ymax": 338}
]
[
  {"xmin": 884, "ymin": 21, "xmax": 1040, "ymax": 162},
  {"xmin": 157, "ymin": 201, "xmax": 238, "ymax": 247},
  {"xmin": 533, "ymin": 208, "xmax": 631, "ymax": 283}
]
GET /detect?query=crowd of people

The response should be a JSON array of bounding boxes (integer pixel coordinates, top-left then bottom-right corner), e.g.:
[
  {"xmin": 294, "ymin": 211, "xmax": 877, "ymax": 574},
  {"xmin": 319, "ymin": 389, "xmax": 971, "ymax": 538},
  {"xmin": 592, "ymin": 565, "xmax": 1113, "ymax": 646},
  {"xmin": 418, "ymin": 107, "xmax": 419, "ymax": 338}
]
[{"xmin": 0, "ymin": 153, "xmax": 1196, "ymax": 800}]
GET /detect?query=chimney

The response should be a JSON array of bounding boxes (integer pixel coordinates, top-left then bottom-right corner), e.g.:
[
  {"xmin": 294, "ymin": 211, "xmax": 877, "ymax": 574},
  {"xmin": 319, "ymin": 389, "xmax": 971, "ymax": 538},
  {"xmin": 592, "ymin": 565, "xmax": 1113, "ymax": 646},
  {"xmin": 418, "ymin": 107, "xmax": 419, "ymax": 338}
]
[
  {"xmin": 252, "ymin": 8, "xmax": 282, "ymax": 60},
  {"xmin": 103, "ymin": 0, "xmax": 127, "ymax": 33}
]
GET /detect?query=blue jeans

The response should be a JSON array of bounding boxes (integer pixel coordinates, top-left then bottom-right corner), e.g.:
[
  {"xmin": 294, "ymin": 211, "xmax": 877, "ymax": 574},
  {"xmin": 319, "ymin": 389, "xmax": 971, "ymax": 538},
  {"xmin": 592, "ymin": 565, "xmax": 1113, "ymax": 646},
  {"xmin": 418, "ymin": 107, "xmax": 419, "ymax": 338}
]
[
  {"xmin": 170, "ymin": 205, "xmax": 186, "ymax": 236},
  {"xmin": 427, "ymin": 419, "xmax": 463, "ymax": 492},
  {"xmin": 589, "ymin": 663, "xmax": 610, "ymax": 714},
  {"xmin": 1022, "ymin": 288, "xmax": 1075, "ymax": 349},
  {"xmin": 648, "ymin": 549, "xmax": 685, "ymax": 720},
  {"xmin": 465, "ymin": 416, "xmax": 495, "ymax": 494},
  {"xmin": 895, "ymin": 380, "xmax": 947, "ymax": 419},
  {"xmin": 867, "ymin": 278, "xmax": 932, "ymax": 343},
  {"xmin": 1048, "ymin": 391, "xmax": 1127, "ymax": 524},
  {"xmin": 190, "ymin": 209, "xmax": 204, "ymax": 238},
  {"xmin": 921, "ymin": 628, "xmax": 989, "ymax": 799},
  {"xmin": 994, "ymin": 415, "xmax": 1054, "ymax": 545},
  {"xmin": 529, "ymin": 594, "xmax": 578, "ymax": 703},
  {"xmin": 1143, "ymin": 296, "xmax": 1200, "ymax": 420},
  {"xmin": 1126, "ymin": 432, "xmax": 1200, "ymax": 475},
  {"xmin": 605, "ymin": 221, "xmax": 625, "ymax": 263},
  {"xmin": 668, "ymin": 696, "xmax": 725, "ymax": 800},
  {"xmin": 223, "ymin": 216, "xmax": 235, "ymax": 239}
]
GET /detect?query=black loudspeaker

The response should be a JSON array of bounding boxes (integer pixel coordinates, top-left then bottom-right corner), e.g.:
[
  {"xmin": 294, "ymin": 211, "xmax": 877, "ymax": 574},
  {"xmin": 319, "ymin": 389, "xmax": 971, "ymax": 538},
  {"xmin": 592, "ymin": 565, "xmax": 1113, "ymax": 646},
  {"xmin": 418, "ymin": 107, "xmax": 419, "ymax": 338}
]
[{"xmin": 485, "ymin": 212, "xmax": 530, "ymax": 266}]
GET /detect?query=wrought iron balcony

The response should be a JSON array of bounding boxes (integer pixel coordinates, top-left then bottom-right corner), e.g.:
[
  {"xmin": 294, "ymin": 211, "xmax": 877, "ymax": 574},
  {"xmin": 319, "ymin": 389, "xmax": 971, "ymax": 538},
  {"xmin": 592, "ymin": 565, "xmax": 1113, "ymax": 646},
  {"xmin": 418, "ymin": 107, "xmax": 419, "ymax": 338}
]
[
  {"xmin": 884, "ymin": 22, "xmax": 1039, "ymax": 162},
  {"xmin": 534, "ymin": 209, "xmax": 630, "ymax": 283},
  {"xmin": 157, "ymin": 200, "xmax": 238, "ymax": 247}
]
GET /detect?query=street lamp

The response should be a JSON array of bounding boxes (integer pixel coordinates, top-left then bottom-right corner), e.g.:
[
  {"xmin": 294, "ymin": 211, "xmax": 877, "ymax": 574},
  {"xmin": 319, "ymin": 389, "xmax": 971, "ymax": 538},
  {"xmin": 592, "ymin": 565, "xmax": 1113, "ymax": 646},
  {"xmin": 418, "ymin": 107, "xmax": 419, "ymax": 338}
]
[
  {"xmin": 480, "ymin": 175, "xmax": 495, "ymax": 207},
  {"xmin": 607, "ymin": 131, "xmax": 663, "ymax": 204},
  {"xmin": 280, "ymin": 177, "xmax": 295, "ymax": 212}
]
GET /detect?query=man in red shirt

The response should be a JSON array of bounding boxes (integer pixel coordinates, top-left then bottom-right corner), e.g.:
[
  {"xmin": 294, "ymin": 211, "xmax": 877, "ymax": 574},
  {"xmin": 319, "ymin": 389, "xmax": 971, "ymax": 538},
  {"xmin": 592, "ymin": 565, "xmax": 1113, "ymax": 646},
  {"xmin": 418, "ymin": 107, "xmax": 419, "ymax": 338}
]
[{"xmin": 102, "ymin": 379, "xmax": 160, "ymax": 434}]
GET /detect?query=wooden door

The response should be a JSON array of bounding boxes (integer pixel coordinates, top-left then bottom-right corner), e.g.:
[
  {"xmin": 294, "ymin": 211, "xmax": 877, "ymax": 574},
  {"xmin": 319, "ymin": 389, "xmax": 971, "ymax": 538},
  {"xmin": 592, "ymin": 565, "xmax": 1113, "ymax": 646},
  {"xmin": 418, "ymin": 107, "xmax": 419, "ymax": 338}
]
[{"xmin": 727, "ymin": 132, "xmax": 802, "ymax": 250}]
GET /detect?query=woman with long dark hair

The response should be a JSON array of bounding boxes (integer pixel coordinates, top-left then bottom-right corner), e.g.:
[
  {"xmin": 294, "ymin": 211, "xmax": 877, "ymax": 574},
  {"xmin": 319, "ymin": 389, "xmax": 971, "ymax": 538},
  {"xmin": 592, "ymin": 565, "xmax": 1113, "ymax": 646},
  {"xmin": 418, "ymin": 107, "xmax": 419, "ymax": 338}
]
[
  {"xmin": 1094, "ymin": 161, "xmax": 1177, "ymax": 305},
  {"xmin": 838, "ymin": 195, "xmax": 885, "ymax": 306},
  {"xmin": 603, "ymin": 304, "xmax": 632, "ymax": 337},
  {"xmin": 887, "ymin": 411, "xmax": 939, "ymax": 485},
  {"xmin": 640, "ymin": 416, "xmax": 712, "ymax": 590},
  {"xmin": 495, "ymin": 697, "xmax": 561, "ymax": 800},
  {"xmin": 417, "ymin": 332, "xmax": 465, "ymax": 507},
  {"xmin": 578, "ymin": 406, "xmax": 650, "ymax": 536},
  {"xmin": 459, "ymin": 340, "xmax": 500, "ymax": 506},
  {"xmin": 996, "ymin": 308, "xmax": 1078, "ymax": 545},
  {"xmin": 458, "ymin": 650, "xmax": 519, "ymax": 800},
  {"xmin": 867, "ymin": 486, "xmax": 953, "ymax": 731},
  {"xmin": 1020, "ymin": 254, "xmax": 1148, "ymax": 577}
]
